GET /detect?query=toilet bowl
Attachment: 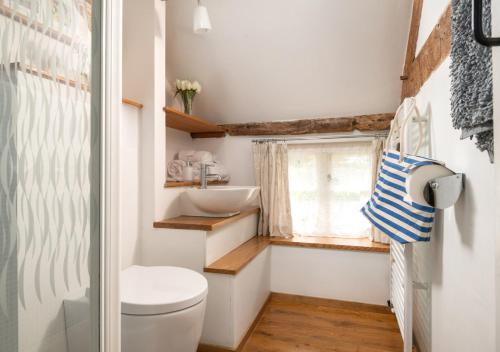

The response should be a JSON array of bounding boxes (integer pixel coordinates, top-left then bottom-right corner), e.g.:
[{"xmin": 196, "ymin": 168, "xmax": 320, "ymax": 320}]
[{"xmin": 121, "ymin": 265, "xmax": 208, "ymax": 352}]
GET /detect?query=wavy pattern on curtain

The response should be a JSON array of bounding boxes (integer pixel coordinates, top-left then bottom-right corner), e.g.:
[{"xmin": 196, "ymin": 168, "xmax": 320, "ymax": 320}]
[{"xmin": 0, "ymin": 1, "xmax": 94, "ymax": 351}]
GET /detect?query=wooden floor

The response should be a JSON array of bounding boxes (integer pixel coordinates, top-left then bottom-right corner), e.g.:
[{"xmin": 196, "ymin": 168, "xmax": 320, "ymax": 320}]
[{"xmin": 238, "ymin": 293, "xmax": 403, "ymax": 352}]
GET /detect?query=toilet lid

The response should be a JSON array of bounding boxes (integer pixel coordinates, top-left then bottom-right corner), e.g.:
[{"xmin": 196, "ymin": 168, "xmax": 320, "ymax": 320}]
[{"xmin": 121, "ymin": 266, "xmax": 208, "ymax": 315}]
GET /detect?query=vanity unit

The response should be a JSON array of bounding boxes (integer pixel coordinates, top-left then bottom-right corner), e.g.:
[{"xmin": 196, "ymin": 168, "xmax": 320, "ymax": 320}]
[{"xmin": 154, "ymin": 207, "xmax": 267, "ymax": 350}]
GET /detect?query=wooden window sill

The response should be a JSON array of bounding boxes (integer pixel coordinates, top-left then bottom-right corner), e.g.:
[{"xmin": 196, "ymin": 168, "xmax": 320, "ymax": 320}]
[
  {"xmin": 205, "ymin": 236, "xmax": 389, "ymax": 276},
  {"xmin": 270, "ymin": 236, "xmax": 390, "ymax": 253}
]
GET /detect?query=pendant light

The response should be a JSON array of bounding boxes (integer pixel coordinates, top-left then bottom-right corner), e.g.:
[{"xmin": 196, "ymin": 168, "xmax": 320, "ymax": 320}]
[{"xmin": 193, "ymin": 0, "xmax": 212, "ymax": 34}]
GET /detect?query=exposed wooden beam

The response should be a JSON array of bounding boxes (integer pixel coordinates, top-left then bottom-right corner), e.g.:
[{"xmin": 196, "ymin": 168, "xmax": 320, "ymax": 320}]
[
  {"xmin": 190, "ymin": 131, "xmax": 227, "ymax": 139},
  {"xmin": 401, "ymin": 3, "xmax": 452, "ymax": 99},
  {"xmin": 221, "ymin": 117, "xmax": 353, "ymax": 136},
  {"xmin": 402, "ymin": 0, "xmax": 424, "ymax": 81},
  {"xmin": 191, "ymin": 113, "xmax": 394, "ymax": 138},
  {"xmin": 353, "ymin": 114, "xmax": 396, "ymax": 131}
]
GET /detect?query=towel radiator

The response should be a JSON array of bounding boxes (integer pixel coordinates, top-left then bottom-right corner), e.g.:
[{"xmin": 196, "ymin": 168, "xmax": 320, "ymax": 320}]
[
  {"xmin": 389, "ymin": 104, "xmax": 433, "ymax": 352},
  {"xmin": 390, "ymin": 241, "xmax": 414, "ymax": 352}
]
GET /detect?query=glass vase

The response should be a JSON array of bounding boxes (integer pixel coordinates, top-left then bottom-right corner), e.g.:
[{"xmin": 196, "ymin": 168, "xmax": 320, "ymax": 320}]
[{"xmin": 181, "ymin": 92, "xmax": 193, "ymax": 115}]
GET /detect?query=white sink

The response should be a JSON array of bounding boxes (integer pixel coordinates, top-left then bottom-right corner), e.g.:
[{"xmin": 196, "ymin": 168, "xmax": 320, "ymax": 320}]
[{"xmin": 185, "ymin": 186, "xmax": 260, "ymax": 217}]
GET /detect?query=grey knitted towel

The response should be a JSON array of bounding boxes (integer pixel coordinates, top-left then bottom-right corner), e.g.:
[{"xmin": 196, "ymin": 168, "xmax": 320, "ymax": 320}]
[{"xmin": 451, "ymin": 0, "xmax": 494, "ymax": 162}]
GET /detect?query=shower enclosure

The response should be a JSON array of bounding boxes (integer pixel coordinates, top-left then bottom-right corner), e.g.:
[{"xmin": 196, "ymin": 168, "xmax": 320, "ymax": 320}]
[{"xmin": 0, "ymin": 0, "xmax": 103, "ymax": 351}]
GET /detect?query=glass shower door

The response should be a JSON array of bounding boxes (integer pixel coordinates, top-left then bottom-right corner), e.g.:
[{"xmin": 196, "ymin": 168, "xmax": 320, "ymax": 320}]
[{"xmin": 0, "ymin": 1, "xmax": 102, "ymax": 351}]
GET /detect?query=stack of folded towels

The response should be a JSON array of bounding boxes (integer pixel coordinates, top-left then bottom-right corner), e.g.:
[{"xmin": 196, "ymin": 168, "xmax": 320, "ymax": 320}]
[{"xmin": 167, "ymin": 150, "xmax": 230, "ymax": 182}]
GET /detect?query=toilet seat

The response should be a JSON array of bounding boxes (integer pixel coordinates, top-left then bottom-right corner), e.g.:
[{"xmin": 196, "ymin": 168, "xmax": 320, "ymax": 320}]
[{"xmin": 121, "ymin": 265, "xmax": 208, "ymax": 316}]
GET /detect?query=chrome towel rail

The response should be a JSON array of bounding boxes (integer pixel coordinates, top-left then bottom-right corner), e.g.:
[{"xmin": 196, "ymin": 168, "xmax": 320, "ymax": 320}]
[{"xmin": 473, "ymin": 0, "xmax": 500, "ymax": 47}]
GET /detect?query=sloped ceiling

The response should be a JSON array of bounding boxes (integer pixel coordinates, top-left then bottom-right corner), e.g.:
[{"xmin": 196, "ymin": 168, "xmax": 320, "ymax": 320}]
[{"xmin": 166, "ymin": 0, "xmax": 412, "ymax": 124}]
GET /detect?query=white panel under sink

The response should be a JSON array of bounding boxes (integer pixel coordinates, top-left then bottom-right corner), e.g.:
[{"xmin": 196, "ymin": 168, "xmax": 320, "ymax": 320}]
[
  {"xmin": 201, "ymin": 247, "xmax": 271, "ymax": 350},
  {"xmin": 232, "ymin": 248, "xmax": 271, "ymax": 348},
  {"xmin": 205, "ymin": 214, "xmax": 258, "ymax": 266},
  {"xmin": 200, "ymin": 274, "xmax": 234, "ymax": 348}
]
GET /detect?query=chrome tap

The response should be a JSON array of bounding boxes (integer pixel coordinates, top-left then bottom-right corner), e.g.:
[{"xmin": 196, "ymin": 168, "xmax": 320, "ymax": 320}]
[{"xmin": 200, "ymin": 163, "xmax": 222, "ymax": 189}]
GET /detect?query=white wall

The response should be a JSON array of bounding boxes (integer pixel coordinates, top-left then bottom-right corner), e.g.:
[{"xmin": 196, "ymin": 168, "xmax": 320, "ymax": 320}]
[
  {"xmin": 124, "ymin": 0, "xmax": 167, "ymax": 224},
  {"xmin": 271, "ymin": 246, "xmax": 390, "ymax": 305},
  {"xmin": 420, "ymin": 60, "xmax": 495, "ymax": 352},
  {"xmin": 166, "ymin": 0, "xmax": 412, "ymax": 124},
  {"xmin": 123, "ymin": 0, "xmax": 169, "ymax": 269},
  {"xmin": 415, "ymin": 0, "xmax": 449, "ymax": 53},
  {"xmin": 192, "ymin": 137, "xmax": 255, "ymax": 186},
  {"xmin": 166, "ymin": 127, "xmax": 196, "ymax": 162},
  {"xmin": 120, "ymin": 104, "xmax": 141, "ymax": 269},
  {"xmin": 413, "ymin": 4, "xmax": 496, "ymax": 350}
]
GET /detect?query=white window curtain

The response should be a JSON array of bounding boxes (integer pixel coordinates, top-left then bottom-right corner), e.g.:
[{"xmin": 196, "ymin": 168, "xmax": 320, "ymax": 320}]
[
  {"xmin": 252, "ymin": 141, "xmax": 293, "ymax": 237},
  {"xmin": 370, "ymin": 138, "xmax": 390, "ymax": 244},
  {"xmin": 288, "ymin": 141, "xmax": 373, "ymax": 238}
]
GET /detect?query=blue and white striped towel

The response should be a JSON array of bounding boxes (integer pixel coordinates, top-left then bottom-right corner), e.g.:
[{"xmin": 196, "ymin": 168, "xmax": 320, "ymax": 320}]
[{"xmin": 361, "ymin": 151, "xmax": 443, "ymax": 244}]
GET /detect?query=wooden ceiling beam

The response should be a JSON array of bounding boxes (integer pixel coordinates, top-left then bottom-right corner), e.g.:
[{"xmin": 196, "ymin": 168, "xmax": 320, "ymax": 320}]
[
  {"xmin": 191, "ymin": 113, "xmax": 394, "ymax": 138},
  {"xmin": 401, "ymin": 2, "xmax": 452, "ymax": 99},
  {"xmin": 402, "ymin": 0, "xmax": 424, "ymax": 81}
]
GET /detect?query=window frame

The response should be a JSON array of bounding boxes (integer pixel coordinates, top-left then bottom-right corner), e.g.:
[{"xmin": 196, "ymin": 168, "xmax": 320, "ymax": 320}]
[{"xmin": 287, "ymin": 138, "xmax": 375, "ymax": 239}]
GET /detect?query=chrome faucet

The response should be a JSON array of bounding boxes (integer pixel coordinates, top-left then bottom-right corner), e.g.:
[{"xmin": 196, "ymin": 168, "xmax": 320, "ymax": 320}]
[{"xmin": 200, "ymin": 163, "xmax": 222, "ymax": 189}]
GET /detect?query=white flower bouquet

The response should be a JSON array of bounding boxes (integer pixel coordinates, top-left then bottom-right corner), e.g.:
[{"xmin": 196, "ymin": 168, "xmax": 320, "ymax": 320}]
[{"xmin": 175, "ymin": 79, "xmax": 202, "ymax": 115}]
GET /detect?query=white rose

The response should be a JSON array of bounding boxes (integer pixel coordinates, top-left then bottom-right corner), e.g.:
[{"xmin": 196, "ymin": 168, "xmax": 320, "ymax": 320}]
[
  {"xmin": 181, "ymin": 80, "xmax": 188, "ymax": 90},
  {"xmin": 186, "ymin": 81, "xmax": 193, "ymax": 90},
  {"xmin": 176, "ymin": 79, "xmax": 181, "ymax": 89},
  {"xmin": 192, "ymin": 81, "xmax": 202, "ymax": 93}
]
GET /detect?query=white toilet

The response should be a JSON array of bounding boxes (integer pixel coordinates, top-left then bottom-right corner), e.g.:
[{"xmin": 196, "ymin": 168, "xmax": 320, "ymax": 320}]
[{"xmin": 121, "ymin": 265, "xmax": 208, "ymax": 352}]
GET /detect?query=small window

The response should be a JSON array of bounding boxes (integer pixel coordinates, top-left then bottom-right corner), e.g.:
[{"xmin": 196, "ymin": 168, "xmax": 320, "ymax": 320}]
[{"xmin": 288, "ymin": 141, "xmax": 373, "ymax": 238}]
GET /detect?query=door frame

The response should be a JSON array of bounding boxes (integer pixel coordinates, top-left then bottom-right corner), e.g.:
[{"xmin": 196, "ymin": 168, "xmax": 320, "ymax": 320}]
[
  {"xmin": 100, "ymin": 0, "xmax": 122, "ymax": 350},
  {"xmin": 493, "ymin": 0, "xmax": 500, "ymax": 350}
]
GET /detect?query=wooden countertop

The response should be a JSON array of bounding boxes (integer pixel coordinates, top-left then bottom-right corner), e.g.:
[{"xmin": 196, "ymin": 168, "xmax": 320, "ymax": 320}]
[
  {"xmin": 165, "ymin": 180, "xmax": 229, "ymax": 188},
  {"xmin": 153, "ymin": 208, "xmax": 260, "ymax": 231}
]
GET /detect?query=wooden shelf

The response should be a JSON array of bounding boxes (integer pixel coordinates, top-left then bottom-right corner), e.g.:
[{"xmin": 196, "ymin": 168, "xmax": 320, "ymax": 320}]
[
  {"xmin": 164, "ymin": 107, "xmax": 225, "ymax": 135},
  {"xmin": 122, "ymin": 98, "xmax": 143, "ymax": 109},
  {"xmin": 204, "ymin": 236, "xmax": 270, "ymax": 275},
  {"xmin": 165, "ymin": 180, "xmax": 229, "ymax": 188},
  {"xmin": 153, "ymin": 208, "xmax": 260, "ymax": 231}
]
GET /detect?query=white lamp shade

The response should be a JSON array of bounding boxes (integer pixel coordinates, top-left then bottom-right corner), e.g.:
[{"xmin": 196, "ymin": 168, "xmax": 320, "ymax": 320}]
[{"xmin": 193, "ymin": 5, "xmax": 212, "ymax": 34}]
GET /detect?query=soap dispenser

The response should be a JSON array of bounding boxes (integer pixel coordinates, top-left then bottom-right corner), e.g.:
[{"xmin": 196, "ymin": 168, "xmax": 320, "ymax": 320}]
[{"xmin": 183, "ymin": 161, "xmax": 193, "ymax": 182}]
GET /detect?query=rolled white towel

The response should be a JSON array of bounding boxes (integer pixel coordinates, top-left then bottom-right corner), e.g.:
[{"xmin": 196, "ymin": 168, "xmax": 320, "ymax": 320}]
[
  {"xmin": 167, "ymin": 160, "xmax": 186, "ymax": 181},
  {"xmin": 177, "ymin": 150, "xmax": 213, "ymax": 164}
]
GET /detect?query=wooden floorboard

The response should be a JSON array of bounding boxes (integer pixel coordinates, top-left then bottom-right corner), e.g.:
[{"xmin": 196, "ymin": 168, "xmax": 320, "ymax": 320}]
[{"xmin": 239, "ymin": 293, "xmax": 403, "ymax": 352}]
